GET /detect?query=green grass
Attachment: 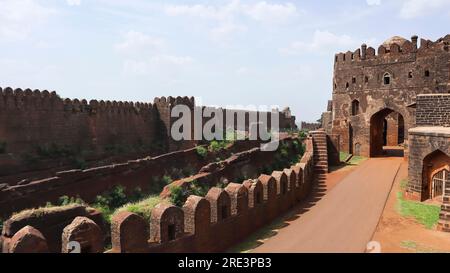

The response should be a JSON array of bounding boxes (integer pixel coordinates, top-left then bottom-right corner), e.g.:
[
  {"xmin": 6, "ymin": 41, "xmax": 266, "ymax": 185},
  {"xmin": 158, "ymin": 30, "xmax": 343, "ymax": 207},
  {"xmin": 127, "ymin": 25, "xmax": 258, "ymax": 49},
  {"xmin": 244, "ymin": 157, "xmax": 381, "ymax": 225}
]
[
  {"xmin": 114, "ymin": 195, "xmax": 164, "ymax": 222},
  {"xmin": 339, "ymin": 151, "xmax": 367, "ymax": 165},
  {"xmin": 400, "ymin": 240, "xmax": 447, "ymax": 253},
  {"xmin": 340, "ymin": 152, "xmax": 350, "ymax": 162},
  {"xmin": 347, "ymin": 155, "xmax": 367, "ymax": 165},
  {"xmin": 396, "ymin": 192, "xmax": 441, "ymax": 229}
]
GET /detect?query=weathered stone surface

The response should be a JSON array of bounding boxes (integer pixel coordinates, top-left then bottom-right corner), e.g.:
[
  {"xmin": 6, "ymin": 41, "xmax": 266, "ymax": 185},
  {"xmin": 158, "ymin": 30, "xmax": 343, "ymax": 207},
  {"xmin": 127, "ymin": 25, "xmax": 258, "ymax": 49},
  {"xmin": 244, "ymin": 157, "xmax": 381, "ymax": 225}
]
[
  {"xmin": 407, "ymin": 129, "xmax": 450, "ymax": 200},
  {"xmin": 61, "ymin": 217, "xmax": 103, "ymax": 253},
  {"xmin": 9, "ymin": 226, "xmax": 48, "ymax": 253},
  {"xmin": 331, "ymin": 35, "xmax": 450, "ymax": 157},
  {"xmin": 111, "ymin": 212, "xmax": 148, "ymax": 253},
  {"xmin": 150, "ymin": 203, "xmax": 184, "ymax": 243}
]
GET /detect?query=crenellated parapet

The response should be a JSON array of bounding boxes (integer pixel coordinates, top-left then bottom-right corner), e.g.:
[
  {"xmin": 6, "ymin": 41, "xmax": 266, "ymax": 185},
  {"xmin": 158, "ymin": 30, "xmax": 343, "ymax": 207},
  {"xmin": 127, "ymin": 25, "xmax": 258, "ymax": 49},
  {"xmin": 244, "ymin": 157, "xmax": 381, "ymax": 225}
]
[
  {"xmin": 334, "ymin": 34, "xmax": 450, "ymax": 66},
  {"xmin": 110, "ymin": 137, "xmax": 314, "ymax": 253},
  {"xmin": 1, "ymin": 136, "xmax": 317, "ymax": 253},
  {"xmin": 331, "ymin": 34, "xmax": 450, "ymax": 157},
  {"xmin": 0, "ymin": 87, "xmax": 154, "ymax": 115}
]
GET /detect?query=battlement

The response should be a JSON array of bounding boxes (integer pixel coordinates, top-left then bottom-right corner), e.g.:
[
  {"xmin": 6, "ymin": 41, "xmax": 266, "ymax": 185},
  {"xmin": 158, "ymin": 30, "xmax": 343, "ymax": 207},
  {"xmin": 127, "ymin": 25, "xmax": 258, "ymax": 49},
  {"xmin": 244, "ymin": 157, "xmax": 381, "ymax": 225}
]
[
  {"xmin": 153, "ymin": 96, "xmax": 195, "ymax": 109},
  {"xmin": 334, "ymin": 34, "xmax": 450, "ymax": 65},
  {"xmin": 0, "ymin": 87, "xmax": 154, "ymax": 114},
  {"xmin": 1, "ymin": 137, "xmax": 316, "ymax": 253}
]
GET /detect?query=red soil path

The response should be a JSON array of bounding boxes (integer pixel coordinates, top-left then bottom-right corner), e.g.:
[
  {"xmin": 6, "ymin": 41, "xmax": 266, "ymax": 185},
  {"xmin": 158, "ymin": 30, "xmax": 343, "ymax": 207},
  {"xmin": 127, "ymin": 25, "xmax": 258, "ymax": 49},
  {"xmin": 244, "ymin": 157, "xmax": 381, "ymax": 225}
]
[
  {"xmin": 252, "ymin": 157, "xmax": 402, "ymax": 253},
  {"xmin": 372, "ymin": 160, "xmax": 450, "ymax": 253}
]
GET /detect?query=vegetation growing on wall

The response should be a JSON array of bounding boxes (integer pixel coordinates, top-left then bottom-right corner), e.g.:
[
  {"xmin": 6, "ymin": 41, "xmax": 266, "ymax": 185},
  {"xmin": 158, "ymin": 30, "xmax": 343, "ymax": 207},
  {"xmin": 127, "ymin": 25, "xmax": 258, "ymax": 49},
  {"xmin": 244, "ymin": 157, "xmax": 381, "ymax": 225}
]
[
  {"xmin": 0, "ymin": 141, "xmax": 6, "ymax": 154},
  {"xmin": 115, "ymin": 195, "xmax": 164, "ymax": 222},
  {"xmin": 195, "ymin": 146, "xmax": 208, "ymax": 158},
  {"xmin": 261, "ymin": 138, "xmax": 305, "ymax": 175},
  {"xmin": 169, "ymin": 179, "xmax": 214, "ymax": 207}
]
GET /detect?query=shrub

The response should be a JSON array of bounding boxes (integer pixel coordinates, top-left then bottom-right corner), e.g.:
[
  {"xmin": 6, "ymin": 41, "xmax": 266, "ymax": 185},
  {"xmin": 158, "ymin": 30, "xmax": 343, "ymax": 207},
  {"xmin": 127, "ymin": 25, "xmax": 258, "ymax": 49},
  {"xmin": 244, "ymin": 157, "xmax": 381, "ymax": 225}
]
[
  {"xmin": 72, "ymin": 156, "xmax": 87, "ymax": 170},
  {"xmin": 209, "ymin": 141, "xmax": 221, "ymax": 152},
  {"xmin": 181, "ymin": 166, "xmax": 195, "ymax": 177},
  {"xmin": 92, "ymin": 185, "xmax": 129, "ymax": 223},
  {"xmin": 0, "ymin": 141, "xmax": 6, "ymax": 154},
  {"xmin": 196, "ymin": 146, "xmax": 208, "ymax": 158},
  {"xmin": 129, "ymin": 187, "xmax": 145, "ymax": 202},
  {"xmin": 36, "ymin": 143, "xmax": 76, "ymax": 159},
  {"xmin": 57, "ymin": 195, "xmax": 85, "ymax": 206},
  {"xmin": 299, "ymin": 130, "xmax": 308, "ymax": 139},
  {"xmin": 161, "ymin": 175, "xmax": 173, "ymax": 185},
  {"xmin": 190, "ymin": 180, "xmax": 209, "ymax": 197},
  {"xmin": 148, "ymin": 175, "xmax": 173, "ymax": 194},
  {"xmin": 169, "ymin": 185, "xmax": 186, "ymax": 207},
  {"xmin": 95, "ymin": 185, "xmax": 128, "ymax": 209},
  {"xmin": 208, "ymin": 140, "xmax": 229, "ymax": 153}
]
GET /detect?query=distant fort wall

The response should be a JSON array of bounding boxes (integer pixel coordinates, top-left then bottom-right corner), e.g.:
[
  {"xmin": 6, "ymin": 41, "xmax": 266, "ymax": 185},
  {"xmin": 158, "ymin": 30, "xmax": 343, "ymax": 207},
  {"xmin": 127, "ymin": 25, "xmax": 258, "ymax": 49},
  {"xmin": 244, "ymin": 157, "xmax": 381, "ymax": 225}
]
[{"xmin": 0, "ymin": 88, "xmax": 296, "ymax": 178}]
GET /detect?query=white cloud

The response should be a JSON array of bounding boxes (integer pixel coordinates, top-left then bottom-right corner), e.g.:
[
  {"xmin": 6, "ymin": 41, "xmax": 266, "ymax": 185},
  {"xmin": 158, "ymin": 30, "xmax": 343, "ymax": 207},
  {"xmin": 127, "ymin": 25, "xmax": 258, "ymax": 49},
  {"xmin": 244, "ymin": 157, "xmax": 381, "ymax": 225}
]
[
  {"xmin": 67, "ymin": 0, "xmax": 81, "ymax": 6},
  {"xmin": 366, "ymin": 0, "xmax": 381, "ymax": 6},
  {"xmin": 399, "ymin": 0, "xmax": 450, "ymax": 19},
  {"xmin": 280, "ymin": 30, "xmax": 374, "ymax": 55},
  {"xmin": 236, "ymin": 66, "xmax": 249, "ymax": 75},
  {"xmin": 164, "ymin": 1, "xmax": 300, "ymax": 43},
  {"xmin": 165, "ymin": 1, "xmax": 299, "ymax": 23},
  {"xmin": 115, "ymin": 31, "xmax": 193, "ymax": 76},
  {"xmin": 242, "ymin": 2, "xmax": 299, "ymax": 23},
  {"xmin": 0, "ymin": 0, "xmax": 56, "ymax": 42},
  {"xmin": 123, "ymin": 55, "xmax": 193, "ymax": 75},
  {"xmin": 115, "ymin": 30, "xmax": 165, "ymax": 55},
  {"xmin": 210, "ymin": 22, "xmax": 247, "ymax": 43}
]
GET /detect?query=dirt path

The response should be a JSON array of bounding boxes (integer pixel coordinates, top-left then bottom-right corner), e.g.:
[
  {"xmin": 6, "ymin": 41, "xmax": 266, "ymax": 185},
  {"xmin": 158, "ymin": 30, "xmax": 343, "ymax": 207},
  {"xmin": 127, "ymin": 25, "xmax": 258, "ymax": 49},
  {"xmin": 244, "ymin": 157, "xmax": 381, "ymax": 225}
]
[
  {"xmin": 252, "ymin": 157, "xmax": 402, "ymax": 253},
  {"xmin": 372, "ymin": 160, "xmax": 450, "ymax": 253}
]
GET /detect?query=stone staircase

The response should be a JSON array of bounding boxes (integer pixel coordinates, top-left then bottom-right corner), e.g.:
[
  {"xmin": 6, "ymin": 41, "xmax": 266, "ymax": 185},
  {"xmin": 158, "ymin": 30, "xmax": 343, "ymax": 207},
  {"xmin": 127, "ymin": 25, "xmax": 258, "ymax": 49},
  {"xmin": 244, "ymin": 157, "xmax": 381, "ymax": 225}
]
[
  {"xmin": 438, "ymin": 195, "xmax": 450, "ymax": 232},
  {"xmin": 311, "ymin": 130, "xmax": 328, "ymax": 184}
]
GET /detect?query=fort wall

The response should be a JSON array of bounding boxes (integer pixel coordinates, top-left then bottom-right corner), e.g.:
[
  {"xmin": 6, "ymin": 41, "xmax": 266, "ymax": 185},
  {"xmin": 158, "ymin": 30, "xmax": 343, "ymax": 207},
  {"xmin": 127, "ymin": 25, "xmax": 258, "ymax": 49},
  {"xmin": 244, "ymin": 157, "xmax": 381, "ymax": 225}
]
[
  {"xmin": 1, "ymin": 136, "xmax": 316, "ymax": 253},
  {"xmin": 0, "ymin": 139, "xmax": 264, "ymax": 217},
  {"xmin": 0, "ymin": 89, "xmax": 296, "ymax": 178}
]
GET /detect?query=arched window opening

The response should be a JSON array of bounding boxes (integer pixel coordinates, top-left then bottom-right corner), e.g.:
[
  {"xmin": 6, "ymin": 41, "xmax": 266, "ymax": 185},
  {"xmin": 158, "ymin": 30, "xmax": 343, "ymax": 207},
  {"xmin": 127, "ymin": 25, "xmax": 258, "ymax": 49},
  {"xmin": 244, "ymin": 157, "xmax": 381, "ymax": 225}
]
[
  {"xmin": 425, "ymin": 70, "xmax": 430, "ymax": 77},
  {"xmin": 431, "ymin": 169, "xmax": 448, "ymax": 200},
  {"xmin": 383, "ymin": 73, "xmax": 391, "ymax": 85},
  {"xmin": 351, "ymin": 100, "xmax": 359, "ymax": 116},
  {"xmin": 352, "ymin": 77, "xmax": 356, "ymax": 84},
  {"xmin": 365, "ymin": 76, "xmax": 369, "ymax": 83},
  {"xmin": 345, "ymin": 82, "xmax": 349, "ymax": 89},
  {"xmin": 408, "ymin": 71, "xmax": 413, "ymax": 78}
]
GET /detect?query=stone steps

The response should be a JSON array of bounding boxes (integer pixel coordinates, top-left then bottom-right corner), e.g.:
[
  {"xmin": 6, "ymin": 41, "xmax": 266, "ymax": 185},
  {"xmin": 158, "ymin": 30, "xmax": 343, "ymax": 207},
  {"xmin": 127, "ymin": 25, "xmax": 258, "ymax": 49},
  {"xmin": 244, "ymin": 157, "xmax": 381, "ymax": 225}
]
[
  {"xmin": 438, "ymin": 220, "xmax": 450, "ymax": 232},
  {"xmin": 311, "ymin": 130, "xmax": 328, "ymax": 182},
  {"xmin": 439, "ymin": 211, "xmax": 450, "ymax": 221},
  {"xmin": 441, "ymin": 204, "xmax": 450, "ymax": 212}
]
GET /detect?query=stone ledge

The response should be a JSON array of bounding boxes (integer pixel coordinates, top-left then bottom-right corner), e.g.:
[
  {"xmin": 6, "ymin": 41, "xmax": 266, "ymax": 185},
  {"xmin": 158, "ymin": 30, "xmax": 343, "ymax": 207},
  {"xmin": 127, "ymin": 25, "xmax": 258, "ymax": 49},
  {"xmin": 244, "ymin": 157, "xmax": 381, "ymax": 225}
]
[{"xmin": 409, "ymin": 127, "xmax": 450, "ymax": 137}]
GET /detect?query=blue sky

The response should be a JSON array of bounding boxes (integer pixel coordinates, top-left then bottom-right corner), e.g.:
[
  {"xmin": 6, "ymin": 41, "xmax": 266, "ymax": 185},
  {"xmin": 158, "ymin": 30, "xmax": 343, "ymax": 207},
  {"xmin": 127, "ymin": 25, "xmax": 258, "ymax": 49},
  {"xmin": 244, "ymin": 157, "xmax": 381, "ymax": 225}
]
[{"xmin": 1, "ymin": 0, "xmax": 449, "ymax": 122}]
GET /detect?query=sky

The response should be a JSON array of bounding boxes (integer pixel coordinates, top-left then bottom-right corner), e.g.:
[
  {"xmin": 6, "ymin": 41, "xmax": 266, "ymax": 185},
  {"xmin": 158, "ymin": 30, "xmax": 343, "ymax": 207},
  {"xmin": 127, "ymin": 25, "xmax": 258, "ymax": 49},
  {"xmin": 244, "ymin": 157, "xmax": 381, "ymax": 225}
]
[{"xmin": 1, "ymin": 0, "xmax": 450, "ymax": 123}]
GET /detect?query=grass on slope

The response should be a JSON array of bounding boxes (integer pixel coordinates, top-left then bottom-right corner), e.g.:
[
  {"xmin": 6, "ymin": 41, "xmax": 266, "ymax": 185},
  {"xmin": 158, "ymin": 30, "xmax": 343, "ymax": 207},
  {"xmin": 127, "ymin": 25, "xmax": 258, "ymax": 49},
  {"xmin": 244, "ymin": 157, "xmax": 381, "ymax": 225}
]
[{"xmin": 396, "ymin": 187, "xmax": 440, "ymax": 229}]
